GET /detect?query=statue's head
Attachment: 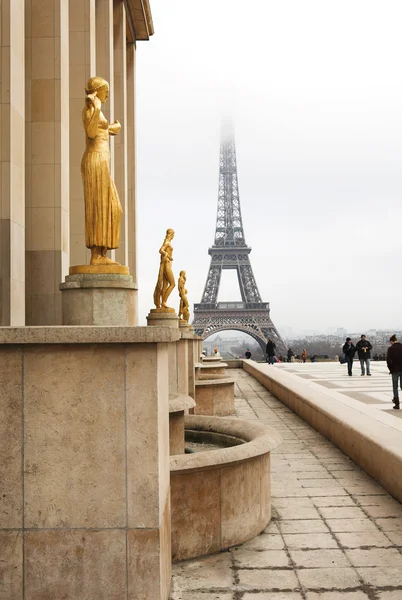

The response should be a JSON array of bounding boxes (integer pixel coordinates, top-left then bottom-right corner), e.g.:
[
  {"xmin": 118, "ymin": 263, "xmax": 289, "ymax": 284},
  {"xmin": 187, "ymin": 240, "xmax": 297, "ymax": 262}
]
[
  {"xmin": 165, "ymin": 228, "xmax": 175, "ymax": 240},
  {"xmin": 85, "ymin": 76, "xmax": 109, "ymax": 102},
  {"xmin": 179, "ymin": 270, "xmax": 186, "ymax": 278}
]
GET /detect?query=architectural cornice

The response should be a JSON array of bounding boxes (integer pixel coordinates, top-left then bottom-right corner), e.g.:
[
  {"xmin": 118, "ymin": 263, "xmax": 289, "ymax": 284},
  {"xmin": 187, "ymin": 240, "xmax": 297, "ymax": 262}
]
[{"xmin": 126, "ymin": 0, "xmax": 154, "ymax": 42}]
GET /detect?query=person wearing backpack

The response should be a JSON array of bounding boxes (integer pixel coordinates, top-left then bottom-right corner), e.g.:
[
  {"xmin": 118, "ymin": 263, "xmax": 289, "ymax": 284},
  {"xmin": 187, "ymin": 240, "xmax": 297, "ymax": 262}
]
[{"xmin": 342, "ymin": 337, "xmax": 356, "ymax": 376}]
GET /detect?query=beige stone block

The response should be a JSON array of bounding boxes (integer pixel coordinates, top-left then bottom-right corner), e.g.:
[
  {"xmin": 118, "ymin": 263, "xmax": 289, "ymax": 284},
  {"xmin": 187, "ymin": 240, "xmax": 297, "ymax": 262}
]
[
  {"xmin": 23, "ymin": 345, "xmax": 126, "ymax": 527},
  {"xmin": 31, "ymin": 37, "xmax": 54, "ymax": 79},
  {"xmin": 29, "ymin": 249, "xmax": 55, "ymax": 295},
  {"xmin": 31, "ymin": 122, "xmax": 55, "ymax": 164},
  {"xmin": 171, "ymin": 469, "xmax": 221, "ymax": 561},
  {"xmin": 221, "ymin": 456, "xmax": 264, "ymax": 548},
  {"xmin": 169, "ymin": 412, "xmax": 185, "ymax": 455},
  {"xmin": 10, "ymin": 279, "xmax": 25, "ymax": 325},
  {"xmin": 70, "ymin": 198, "xmax": 85, "ymax": 235},
  {"xmin": 31, "ymin": 78, "xmax": 55, "ymax": 122},
  {"xmin": 10, "ymin": 220, "xmax": 24, "ymax": 282},
  {"xmin": 0, "ymin": 348, "xmax": 22, "ymax": 528},
  {"xmin": 31, "ymin": 164, "xmax": 55, "ymax": 207},
  {"xmin": 29, "ymin": 292, "xmax": 55, "ymax": 325},
  {"xmin": 31, "ymin": 0, "xmax": 54, "ymax": 38},
  {"xmin": 30, "ymin": 207, "xmax": 55, "ymax": 250},
  {"xmin": 125, "ymin": 343, "xmax": 170, "ymax": 529},
  {"xmin": 24, "ymin": 530, "xmax": 126, "ymax": 600},
  {"xmin": 0, "ymin": 531, "xmax": 23, "ymax": 600}
]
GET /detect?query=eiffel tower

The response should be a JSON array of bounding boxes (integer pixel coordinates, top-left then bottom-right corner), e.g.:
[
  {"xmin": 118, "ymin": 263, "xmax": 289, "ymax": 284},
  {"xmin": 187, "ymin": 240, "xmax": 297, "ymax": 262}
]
[{"xmin": 193, "ymin": 124, "xmax": 286, "ymax": 355}]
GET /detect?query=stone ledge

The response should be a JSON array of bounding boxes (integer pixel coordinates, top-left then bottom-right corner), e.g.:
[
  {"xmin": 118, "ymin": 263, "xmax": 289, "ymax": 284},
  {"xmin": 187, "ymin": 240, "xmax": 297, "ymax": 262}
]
[
  {"xmin": 169, "ymin": 393, "xmax": 196, "ymax": 413},
  {"xmin": 0, "ymin": 326, "xmax": 181, "ymax": 345},
  {"xmin": 244, "ymin": 360, "xmax": 402, "ymax": 504},
  {"xmin": 195, "ymin": 378, "xmax": 234, "ymax": 387}
]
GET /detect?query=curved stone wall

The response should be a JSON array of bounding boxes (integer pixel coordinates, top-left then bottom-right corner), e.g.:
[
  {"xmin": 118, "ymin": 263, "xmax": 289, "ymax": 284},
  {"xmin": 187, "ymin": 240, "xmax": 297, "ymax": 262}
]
[{"xmin": 170, "ymin": 415, "xmax": 282, "ymax": 562}]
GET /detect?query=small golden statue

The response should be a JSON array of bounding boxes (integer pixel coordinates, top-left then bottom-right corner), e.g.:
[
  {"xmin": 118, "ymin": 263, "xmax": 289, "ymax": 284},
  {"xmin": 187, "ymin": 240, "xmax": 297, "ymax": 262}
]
[
  {"xmin": 82, "ymin": 76, "xmax": 122, "ymax": 266},
  {"xmin": 178, "ymin": 270, "xmax": 190, "ymax": 323},
  {"xmin": 153, "ymin": 229, "xmax": 175, "ymax": 310}
]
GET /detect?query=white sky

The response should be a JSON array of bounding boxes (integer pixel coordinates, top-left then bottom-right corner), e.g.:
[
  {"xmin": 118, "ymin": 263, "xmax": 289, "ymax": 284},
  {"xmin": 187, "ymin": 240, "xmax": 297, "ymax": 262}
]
[{"xmin": 135, "ymin": 0, "xmax": 402, "ymax": 334}]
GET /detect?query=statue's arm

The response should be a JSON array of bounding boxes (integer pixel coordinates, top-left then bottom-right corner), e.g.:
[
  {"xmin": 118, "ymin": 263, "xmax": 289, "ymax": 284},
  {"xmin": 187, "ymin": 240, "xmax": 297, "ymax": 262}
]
[
  {"xmin": 159, "ymin": 243, "xmax": 172, "ymax": 261},
  {"xmin": 109, "ymin": 120, "xmax": 121, "ymax": 136},
  {"xmin": 84, "ymin": 104, "xmax": 100, "ymax": 140}
]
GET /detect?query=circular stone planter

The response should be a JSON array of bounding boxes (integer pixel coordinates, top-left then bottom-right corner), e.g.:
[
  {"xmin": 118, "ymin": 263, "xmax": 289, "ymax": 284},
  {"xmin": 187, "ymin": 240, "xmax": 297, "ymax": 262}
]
[{"xmin": 170, "ymin": 415, "xmax": 282, "ymax": 562}]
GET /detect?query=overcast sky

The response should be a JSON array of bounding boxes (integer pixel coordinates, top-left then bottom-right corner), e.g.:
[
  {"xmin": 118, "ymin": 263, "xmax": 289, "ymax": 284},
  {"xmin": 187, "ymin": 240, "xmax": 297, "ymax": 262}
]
[{"xmin": 135, "ymin": 0, "xmax": 402, "ymax": 335}]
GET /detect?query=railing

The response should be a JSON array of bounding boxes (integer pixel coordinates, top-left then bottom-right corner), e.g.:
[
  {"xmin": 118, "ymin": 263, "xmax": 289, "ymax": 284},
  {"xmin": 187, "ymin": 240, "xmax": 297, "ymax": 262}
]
[{"xmin": 194, "ymin": 302, "xmax": 270, "ymax": 311}]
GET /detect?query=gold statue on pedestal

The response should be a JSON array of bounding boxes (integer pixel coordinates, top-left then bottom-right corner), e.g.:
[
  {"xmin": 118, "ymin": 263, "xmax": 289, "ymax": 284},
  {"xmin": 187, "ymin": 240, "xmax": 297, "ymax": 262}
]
[
  {"xmin": 178, "ymin": 270, "xmax": 190, "ymax": 323},
  {"xmin": 81, "ymin": 76, "xmax": 122, "ymax": 266},
  {"xmin": 153, "ymin": 229, "xmax": 176, "ymax": 310}
]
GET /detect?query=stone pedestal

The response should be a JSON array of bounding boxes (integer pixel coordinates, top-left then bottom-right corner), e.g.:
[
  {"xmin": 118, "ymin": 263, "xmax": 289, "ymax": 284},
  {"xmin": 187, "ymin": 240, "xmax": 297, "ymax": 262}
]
[
  {"xmin": 0, "ymin": 326, "xmax": 179, "ymax": 600},
  {"xmin": 147, "ymin": 308, "xmax": 179, "ymax": 328},
  {"xmin": 60, "ymin": 271, "xmax": 137, "ymax": 326}
]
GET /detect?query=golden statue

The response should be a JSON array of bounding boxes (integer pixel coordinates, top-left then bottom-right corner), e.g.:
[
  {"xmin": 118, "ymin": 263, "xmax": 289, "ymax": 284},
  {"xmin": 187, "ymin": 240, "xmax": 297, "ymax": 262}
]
[
  {"xmin": 82, "ymin": 76, "xmax": 122, "ymax": 266},
  {"xmin": 178, "ymin": 270, "xmax": 190, "ymax": 323},
  {"xmin": 153, "ymin": 229, "xmax": 175, "ymax": 310}
]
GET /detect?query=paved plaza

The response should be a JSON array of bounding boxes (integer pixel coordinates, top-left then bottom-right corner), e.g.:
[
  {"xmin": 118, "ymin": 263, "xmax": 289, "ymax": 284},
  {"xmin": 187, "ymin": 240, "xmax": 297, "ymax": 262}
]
[
  {"xmin": 171, "ymin": 368, "xmax": 402, "ymax": 599},
  {"xmin": 276, "ymin": 361, "xmax": 402, "ymax": 425}
]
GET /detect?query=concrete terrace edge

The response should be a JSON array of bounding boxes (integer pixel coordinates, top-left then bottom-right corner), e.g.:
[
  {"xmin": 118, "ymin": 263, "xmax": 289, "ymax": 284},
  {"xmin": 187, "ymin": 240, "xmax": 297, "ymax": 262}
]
[
  {"xmin": 243, "ymin": 360, "xmax": 402, "ymax": 503},
  {"xmin": 0, "ymin": 326, "xmax": 181, "ymax": 344}
]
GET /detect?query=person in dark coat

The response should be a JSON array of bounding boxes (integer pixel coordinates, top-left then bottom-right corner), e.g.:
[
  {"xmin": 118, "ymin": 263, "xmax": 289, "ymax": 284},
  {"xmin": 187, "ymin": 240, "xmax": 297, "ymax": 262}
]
[
  {"xmin": 387, "ymin": 334, "xmax": 402, "ymax": 410},
  {"xmin": 266, "ymin": 338, "xmax": 276, "ymax": 365},
  {"xmin": 342, "ymin": 337, "xmax": 356, "ymax": 376},
  {"xmin": 287, "ymin": 348, "xmax": 294, "ymax": 362},
  {"xmin": 355, "ymin": 334, "xmax": 373, "ymax": 376},
  {"xmin": 245, "ymin": 349, "xmax": 252, "ymax": 359}
]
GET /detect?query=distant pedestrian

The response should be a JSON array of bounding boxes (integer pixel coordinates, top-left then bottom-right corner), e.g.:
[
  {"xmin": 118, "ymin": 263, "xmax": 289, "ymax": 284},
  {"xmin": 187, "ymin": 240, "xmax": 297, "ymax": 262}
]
[
  {"xmin": 387, "ymin": 334, "xmax": 402, "ymax": 410},
  {"xmin": 266, "ymin": 338, "xmax": 276, "ymax": 365},
  {"xmin": 245, "ymin": 349, "xmax": 252, "ymax": 359},
  {"xmin": 301, "ymin": 349, "xmax": 307, "ymax": 363},
  {"xmin": 356, "ymin": 335, "xmax": 372, "ymax": 376},
  {"xmin": 287, "ymin": 348, "xmax": 294, "ymax": 363},
  {"xmin": 342, "ymin": 337, "xmax": 356, "ymax": 376}
]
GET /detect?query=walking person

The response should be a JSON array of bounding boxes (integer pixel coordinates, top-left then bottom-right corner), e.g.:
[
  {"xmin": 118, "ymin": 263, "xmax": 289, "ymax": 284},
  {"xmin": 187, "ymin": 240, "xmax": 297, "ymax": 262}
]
[
  {"xmin": 301, "ymin": 349, "xmax": 307, "ymax": 363},
  {"xmin": 356, "ymin": 334, "xmax": 373, "ymax": 376},
  {"xmin": 342, "ymin": 337, "xmax": 356, "ymax": 376},
  {"xmin": 387, "ymin": 334, "xmax": 402, "ymax": 410},
  {"xmin": 266, "ymin": 338, "xmax": 276, "ymax": 364},
  {"xmin": 287, "ymin": 348, "xmax": 294, "ymax": 363}
]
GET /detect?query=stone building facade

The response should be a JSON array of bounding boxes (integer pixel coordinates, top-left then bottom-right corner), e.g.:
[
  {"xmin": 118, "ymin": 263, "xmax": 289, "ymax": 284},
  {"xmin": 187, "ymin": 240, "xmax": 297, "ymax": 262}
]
[{"xmin": 0, "ymin": 0, "xmax": 153, "ymax": 325}]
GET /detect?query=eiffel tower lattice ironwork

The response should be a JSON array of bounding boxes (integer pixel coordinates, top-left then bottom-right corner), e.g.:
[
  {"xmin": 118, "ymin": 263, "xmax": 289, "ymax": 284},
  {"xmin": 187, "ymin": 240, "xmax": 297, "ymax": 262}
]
[{"xmin": 193, "ymin": 125, "xmax": 286, "ymax": 355}]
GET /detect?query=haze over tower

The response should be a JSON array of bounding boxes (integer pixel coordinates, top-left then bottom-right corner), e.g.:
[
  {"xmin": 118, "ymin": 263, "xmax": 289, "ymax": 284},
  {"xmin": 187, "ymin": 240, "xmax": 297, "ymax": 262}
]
[{"xmin": 193, "ymin": 123, "xmax": 286, "ymax": 354}]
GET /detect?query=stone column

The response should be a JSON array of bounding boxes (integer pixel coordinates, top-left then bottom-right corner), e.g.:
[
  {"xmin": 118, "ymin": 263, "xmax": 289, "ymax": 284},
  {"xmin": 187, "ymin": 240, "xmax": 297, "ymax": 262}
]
[
  {"xmin": 0, "ymin": 0, "xmax": 25, "ymax": 325},
  {"xmin": 113, "ymin": 0, "xmax": 128, "ymax": 267},
  {"xmin": 69, "ymin": 0, "xmax": 95, "ymax": 267},
  {"xmin": 25, "ymin": 0, "xmax": 70, "ymax": 324},
  {"xmin": 126, "ymin": 43, "xmax": 137, "ymax": 284}
]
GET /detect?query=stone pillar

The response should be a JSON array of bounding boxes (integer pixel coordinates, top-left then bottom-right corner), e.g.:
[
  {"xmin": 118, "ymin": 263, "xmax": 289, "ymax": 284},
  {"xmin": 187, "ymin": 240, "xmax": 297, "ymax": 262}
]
[
  {"xmin": 126, "ymin": 43, "xmax": 137, "ymax": 285},
  {"xmin": 69, "ymin": 0, "xmax": 96, "ymax": 267},
  {"xmin": 0, "ymin": 326, "xmax": 176, "ymax": 600},
  {"xmin": 113, "ymin": 0, "xmax": 128, "ymax": 267},
  {"xmin": 25, "ymin": 0, "xmax": 70, "ymax": 324},
  {"xmin": 0, "ymin": 0, "xmax": 25, "ymax": 325}
]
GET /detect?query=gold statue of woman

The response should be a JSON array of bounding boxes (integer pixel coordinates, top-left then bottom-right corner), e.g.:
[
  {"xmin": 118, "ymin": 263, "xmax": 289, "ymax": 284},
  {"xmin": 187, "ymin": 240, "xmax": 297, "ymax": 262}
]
[
  {"xmin": 178, "ymin": 270, "xmax": 190, "ymax": 323},
  {"xmin": 153, "ymin": 229, "xmax": 175, "ymax": 310},
  {"xmin": 82, "ymin": 76, "xmax": 122, "ymax": 265}
]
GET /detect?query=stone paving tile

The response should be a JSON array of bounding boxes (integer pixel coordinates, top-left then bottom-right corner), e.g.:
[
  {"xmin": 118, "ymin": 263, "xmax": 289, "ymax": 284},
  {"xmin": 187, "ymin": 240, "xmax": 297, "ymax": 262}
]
[
  {"xmin": 344, "ymin": 547, "xmax": 402, "ymax": 566},
  {"xmin": 171, "ymin": 369, "xmax": 402, "ymax": 599},
  {"xmin": 335, "ymin": 531, "xmax": 393, "ymax": 548},
  {"xmin": 282, "ymin": 533, "xmax": 339, "ymax": 550},
  {"xmin": 243, "ymin": 594, "xmax": 303, "ymax": 599},
  {"xmin": 297, "ymin": 567, "xmax": 361, "ymax": 589},
  {"xmin": 237, "ymin": 568, "xmax": 300, "ymax": 590},
  {"xmin": 307, "ymin": 593, "xmax": 370, "ymax": 599}
]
